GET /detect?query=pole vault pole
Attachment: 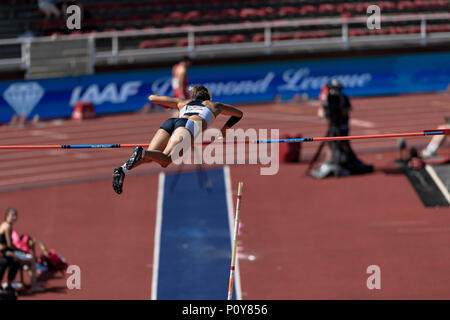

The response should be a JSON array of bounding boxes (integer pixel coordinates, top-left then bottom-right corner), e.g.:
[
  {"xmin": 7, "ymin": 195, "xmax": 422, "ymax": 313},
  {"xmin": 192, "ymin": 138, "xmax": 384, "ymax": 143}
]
[
  {"xmin": 255, "ymin": 129, "xmax": 450, "ymax": 144},
  {"xmin": 228, "ymin": 181, "xmax": 243, "ymax": 300}
]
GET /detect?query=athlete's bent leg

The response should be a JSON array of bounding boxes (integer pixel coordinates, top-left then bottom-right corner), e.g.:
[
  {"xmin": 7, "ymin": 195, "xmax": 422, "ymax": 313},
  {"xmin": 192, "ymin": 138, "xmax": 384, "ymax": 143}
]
[
  {"xmin": 113, "ymin": 127, "xmax": 172, "ymax": 194},
  {"xmin": 144, "ymin": 127, "xmax": 192, "ymax": 168}
]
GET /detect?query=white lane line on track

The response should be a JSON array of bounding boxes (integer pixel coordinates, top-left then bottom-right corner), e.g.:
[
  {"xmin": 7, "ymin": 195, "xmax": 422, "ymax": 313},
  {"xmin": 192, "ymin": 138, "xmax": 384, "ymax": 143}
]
[
  {"xmin": 0, "ymin": 126, "xmax": 155, "ymax": 145},
  {"xmin": 0, "ymin": 161, "xmax": 126, "ymax": 187},
  {"xmin": 224, "ymin": 165, "xmax": 242, "ymax": 300},
  {"xmin": 0, "ymin": 167, "xmax": 109, "ymax": 187},
  {"xmin": 0, "ymin": 114, "xmax": 168, "ymax": 137},
  {"xmin": 30, "ymin": 130, "xmax": 69, "ymax": 139},
  {"xmin": 0, "ymin": 157, "xmax": 124, "ymax": 178},
  {"xmin": 425, "ymin": 164, "xmax": 450, "ymax": 205},
  {"xmin": 245, "ymin": 112, "xmax": 322, "ymax": 123},
  {"xmin": 350, "ymin": 118, "xmax": 376, "ymax": 128},
  {"xmin": 151, "ymin": 172, "xmax": 165, "ymax": 300}
]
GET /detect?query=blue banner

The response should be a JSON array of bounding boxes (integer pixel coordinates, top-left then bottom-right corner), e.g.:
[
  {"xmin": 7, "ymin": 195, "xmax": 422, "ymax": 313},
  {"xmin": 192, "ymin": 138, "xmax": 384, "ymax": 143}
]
[{"xmin": 0, "ymin": 52, "xmax": 449, "ymax": 123}]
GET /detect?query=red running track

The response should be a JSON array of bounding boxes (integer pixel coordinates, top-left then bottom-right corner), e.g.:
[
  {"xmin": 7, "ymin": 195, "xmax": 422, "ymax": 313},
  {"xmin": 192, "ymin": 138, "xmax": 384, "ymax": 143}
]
[{"xmin": 0, "ymin": 92, "xmax": 448, "ymax": 299}]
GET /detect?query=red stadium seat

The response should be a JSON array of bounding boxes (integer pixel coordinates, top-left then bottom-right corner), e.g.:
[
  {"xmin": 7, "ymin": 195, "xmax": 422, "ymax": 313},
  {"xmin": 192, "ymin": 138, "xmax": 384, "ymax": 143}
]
[
  {"xmin": 203, "ymin": 11, "xmax": 222, "ymax": 20},
  {"xmin": 398, "ymin": 1, "xmax": 415, "ymax": 10},
  {"xmin": 200, "ymin": 37, "xmax": 214, "ymax": 45},
  {"xmin": 252, "ymin": 33, "xmax": 265, "ymax": 42},
  {"xmin": 179, "ymin": 24, "xmax": 193, "ymax": 30},
  {"xmin": 369, "ymin": 28, "xmax": 389, "ymax": 35},
  {"xmin": 349, "ymin": 29, "xmax": 367, "ymax": 37},
  {"xmin": 177, "ymin": 38, "xmax": 188, "ymax": 47},
  {"xmin": 379, "ymin": 1, "xmax": 397, "ymax": 10},
  {"xmin": 150, "ymin": 13, "xmax": 166, "ymax": 23},
  {"xmin": 195, "ymin": 38, "xmax": 206, "ymax": 45},
  {"xmin": 258, "ymin": 7, "xmax": 276, "ymax": 18},
  {"xmin": 139, "ymin": 39, "xmax": 175, "ymax": 49},
  {"xmin": 426, "ymin": 25, "xmax": 448, "ymax": 33},
  {"xmin": 407, "ymin": 26, "xmax": 421, "ymax": 33},
  {"xmin": 311, "ymin": 31, "xmax": 329, "ymax": 38},
  {"xmin": 299, "ymin": 5, "xmax": 317, "ymax": 15},
  {"xmin": 139, "ymin": 40, "xmax": 153, "ymax": 49},
  {"xmin": 240, "ymin": 8, "xmax": 259, "ymax": 19},
  {"xmin": 184, "ymin": 11, "xmax": 201, "ymax": 21},
  {"xmin": 355, "ymin": 3, "xmax": 371, "ymax": 12},
  {"xmin": 68, "ymin": 31, "xmax": 83, "ymax": 37},
  {"xmin": 336, "ymin": 3, "xmax": 355, "ymax": 13},
  {"xmin": 295, "ymin": 31, "xmax": 316, "ymax": 39},
  {"xmin": 210, "ymin": 35, "xmax": 229, "ymax": 44},
  {"xmin": 390, "ymin": 26, "xmax": 409, "ymax": 34},
  {"xmin": 168, "ymin": 11, "xmax": 184, "ymax": 21},
  {"xmin": 222, "ymin": 8, "xmax": 239, "ymax": 18},
  {"xmin": 279, "ymin": 6, "xmax": 299, "ymax": 16},
  {"xmin": 272, "ymin": 33, "xmax": 292, "ymax": 41},
  {"xmin": 318, "ymin": 4, "xmax": 336, "ymax": 14},
  {"xmin": 230, "ymin": 34, "xmax": 248, "ymax": 43},
  {"xmin": 293, "ymin": 32, "xmax": 307, "ymax": 40},
  {"xmin": 439, "ymin": 25, "xmax": 450, "ymax": 32}
]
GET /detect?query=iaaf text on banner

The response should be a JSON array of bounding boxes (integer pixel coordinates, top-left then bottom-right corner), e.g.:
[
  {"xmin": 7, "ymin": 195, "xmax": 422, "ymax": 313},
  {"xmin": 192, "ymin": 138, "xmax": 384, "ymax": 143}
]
[{"xmin": 0, "ymin": 52, "xmax": 449, "ymax": 123}]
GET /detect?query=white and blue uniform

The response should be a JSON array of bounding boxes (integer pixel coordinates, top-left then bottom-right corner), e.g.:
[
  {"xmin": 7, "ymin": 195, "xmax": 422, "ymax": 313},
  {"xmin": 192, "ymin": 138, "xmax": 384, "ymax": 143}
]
[{"xmin": 179, "ymin": 101, "xmax": 215, "ymax": 137}]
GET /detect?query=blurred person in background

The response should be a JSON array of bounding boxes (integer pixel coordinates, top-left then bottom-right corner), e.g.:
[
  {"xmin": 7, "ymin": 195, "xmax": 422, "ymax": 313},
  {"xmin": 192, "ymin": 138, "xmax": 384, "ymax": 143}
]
[
  {"xmin": 37, "ymin": 0, "xmax": 60, "ymax": 19},
  {"xmin": 0, "ymin": 209, "xmax": 44, "ymax": 293},
  {"xmin": 0, "ymin": 209, "xmax": 22, "ymax": 292},
  {"xmin": 145, "ymin": 56, "xmax": 192, "ymax": 115},
  {"xmin": 55, "ymin": 0, "xmax": 88, "ymax": 20},
  {"xmin": 312, "ymin": 79, "xmax": 373, "ymax": 178},
  {"xmin": 172, "ymin": 56, "xmax": 192, "ymax": 100},
  {"xmin": 0, "ymin": 251, "xmax": 20, "ymax": 293}
]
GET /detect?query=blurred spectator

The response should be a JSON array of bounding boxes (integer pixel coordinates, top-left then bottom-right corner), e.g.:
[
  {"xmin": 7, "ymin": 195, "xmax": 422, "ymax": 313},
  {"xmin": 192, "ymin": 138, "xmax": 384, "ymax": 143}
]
[
  {"xmin": 0, "ymin": 209, "xmax": 22, "ymax": 292},
  {"xmin": 0, "ymin": 209, "xmax": 44, "ymax": 293},
  {"xmin": 172, "ymin": 56, "xmax": 192, "ymax": 99},
  {"xmin": 312, "ymin": 79, "xmax": 373, "ymax": 178},
  {"xmin": 420, "ymin": 120, "xmax": 449, "ymax": 158},
  {"xmin": 56, "ymin": 0, "xmax": 87, "ymax": 20},
  {"xmin": 37, "ymin": 0, "xmax": 61, "ymax": 19},
  {"xmin": 0, "ymin": 253, "xmax": 20, "ymax": 293},
  {"xmin": 12, "ymin": 231, "xmax": 37, "ymax": 258}
]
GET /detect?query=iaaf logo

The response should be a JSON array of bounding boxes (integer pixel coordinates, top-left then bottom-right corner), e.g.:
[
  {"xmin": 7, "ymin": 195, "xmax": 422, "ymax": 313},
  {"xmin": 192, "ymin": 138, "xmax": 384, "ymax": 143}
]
[
  {"xmin": 2, "ymin": 82, "xmax": 45, "ymax": 116},
  {"xmin": 69, "ymin": 81, "xmax": 142, "ymax": 106}
]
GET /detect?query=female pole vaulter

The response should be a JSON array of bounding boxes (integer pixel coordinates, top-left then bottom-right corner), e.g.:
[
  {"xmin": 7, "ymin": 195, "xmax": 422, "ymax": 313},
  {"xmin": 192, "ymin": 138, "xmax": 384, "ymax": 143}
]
[{"xmin": 112, "ymin": 85, "xmax": 243, "ymax": 195}]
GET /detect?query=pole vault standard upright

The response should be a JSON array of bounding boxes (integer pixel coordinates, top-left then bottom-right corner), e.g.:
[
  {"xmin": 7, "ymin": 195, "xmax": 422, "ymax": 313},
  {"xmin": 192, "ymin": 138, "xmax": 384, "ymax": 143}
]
[
  {"xmin": 0, "ymin": 129, "xmax": 448, "ymax": 149},
  {"xmin": 228, "ymin": 181, "xmax": 243, "ymax": 301}
]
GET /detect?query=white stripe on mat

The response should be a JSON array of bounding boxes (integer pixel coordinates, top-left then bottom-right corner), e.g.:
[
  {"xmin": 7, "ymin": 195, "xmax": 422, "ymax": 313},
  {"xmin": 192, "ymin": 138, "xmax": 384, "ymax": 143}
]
[
  {"xmin": 425, "ymin": 164, "xmax": 450, "ymax": 204},
  {"xmin": 151, "ymin": 172, "xmax": 165, "ymax": 300}
]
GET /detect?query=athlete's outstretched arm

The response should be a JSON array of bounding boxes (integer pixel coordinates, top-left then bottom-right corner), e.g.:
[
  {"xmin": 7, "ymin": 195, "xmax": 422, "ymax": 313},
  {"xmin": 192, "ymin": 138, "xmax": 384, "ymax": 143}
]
[
  {"xmin": 216, "ymin": 103, "xmax": 244, "ymax": 136},
  {"xmin": 148, "ymin": 95, "xmax": 181, "ymax": 109}
]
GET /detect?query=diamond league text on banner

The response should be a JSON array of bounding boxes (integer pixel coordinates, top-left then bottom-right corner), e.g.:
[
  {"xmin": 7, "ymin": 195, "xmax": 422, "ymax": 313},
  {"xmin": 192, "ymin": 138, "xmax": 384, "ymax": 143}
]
[{"xmin": 0, "ymin": 52, "xmax": 449, "ymax": 123}]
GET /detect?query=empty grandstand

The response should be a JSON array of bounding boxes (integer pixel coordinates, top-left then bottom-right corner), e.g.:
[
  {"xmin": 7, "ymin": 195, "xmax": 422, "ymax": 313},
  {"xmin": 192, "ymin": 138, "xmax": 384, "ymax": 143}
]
[{"xmin": 0, "ymin": 0, "xmax": 449, "ymax": 75}]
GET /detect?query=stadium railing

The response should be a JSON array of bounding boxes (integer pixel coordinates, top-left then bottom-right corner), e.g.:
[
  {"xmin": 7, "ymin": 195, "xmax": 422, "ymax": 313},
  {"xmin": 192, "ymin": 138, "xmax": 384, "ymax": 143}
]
[{"xmin": 0, "ymin": 13, "xmax": 448, "ymax": 73}]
